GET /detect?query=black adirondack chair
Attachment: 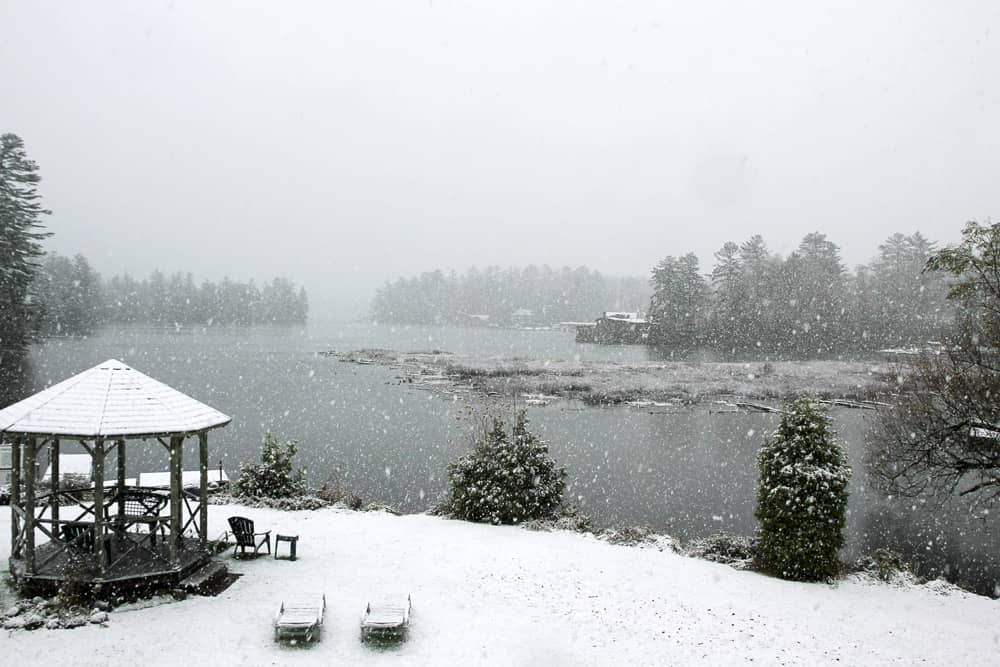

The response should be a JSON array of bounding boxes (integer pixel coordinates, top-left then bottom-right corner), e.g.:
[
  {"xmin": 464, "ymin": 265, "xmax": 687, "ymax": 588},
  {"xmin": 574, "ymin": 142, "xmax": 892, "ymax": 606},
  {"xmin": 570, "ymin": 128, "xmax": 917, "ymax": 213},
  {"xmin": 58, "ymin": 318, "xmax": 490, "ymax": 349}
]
[{"xmin": 228, "ymin": 516, "xmax": 271, "ymax": 558}]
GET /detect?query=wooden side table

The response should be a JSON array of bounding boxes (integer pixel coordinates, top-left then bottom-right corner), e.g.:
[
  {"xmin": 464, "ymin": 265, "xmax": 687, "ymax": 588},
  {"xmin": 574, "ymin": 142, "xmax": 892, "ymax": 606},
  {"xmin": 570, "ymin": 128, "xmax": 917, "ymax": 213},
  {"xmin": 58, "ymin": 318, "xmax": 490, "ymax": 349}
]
[{"xmin": 275, "ymin": 534, "xmax": 299, "ymax": 561}]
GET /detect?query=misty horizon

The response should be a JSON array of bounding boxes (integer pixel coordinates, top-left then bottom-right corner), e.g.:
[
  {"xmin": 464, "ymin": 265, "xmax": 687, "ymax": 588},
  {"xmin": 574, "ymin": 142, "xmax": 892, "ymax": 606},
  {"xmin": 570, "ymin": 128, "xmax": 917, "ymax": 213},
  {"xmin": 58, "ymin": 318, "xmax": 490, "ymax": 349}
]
[{"xmin": 2, "ymin": 1, "xmax": 997, "ymax": 319}]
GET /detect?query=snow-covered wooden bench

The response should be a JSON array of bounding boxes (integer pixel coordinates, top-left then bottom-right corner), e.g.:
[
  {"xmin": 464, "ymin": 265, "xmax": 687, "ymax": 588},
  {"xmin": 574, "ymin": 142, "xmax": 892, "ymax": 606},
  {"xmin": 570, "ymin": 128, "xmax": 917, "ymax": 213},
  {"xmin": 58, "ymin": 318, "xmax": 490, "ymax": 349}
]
[
  {"xmin": 360, "ymin": 595, "xmax": 411, "ymax": 642},
  {"xmin": 274, "ymin": 595, "xmax": 326, "ymax": 643}
]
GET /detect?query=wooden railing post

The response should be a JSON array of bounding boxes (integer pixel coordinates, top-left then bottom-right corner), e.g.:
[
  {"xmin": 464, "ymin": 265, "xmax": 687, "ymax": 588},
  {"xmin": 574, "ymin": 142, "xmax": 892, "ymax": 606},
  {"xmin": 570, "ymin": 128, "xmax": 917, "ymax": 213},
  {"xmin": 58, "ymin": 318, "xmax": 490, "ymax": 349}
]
[
  {"xmin": 24, "ymin": 438, "xmax": 36, "ymax": 575},
  {"xmin": 116, "ymin": 438, "xmax": 126, "ymax": 516},
  {"xmin": 10, "ymin": 437, "xmax": 20, "ymax": 556},
  {"xmin": 169, "ymin": 435, "xmax": 183, "ymax": 568},
  {"xmin": 94, "ymin": 438, "xmax": 106, "ymax": 576},
  {"xmin": 51, "ymin": 438, "xmax": 60, "ymax": 526},
  {"xmin": 199, "ymin": 432, "xmax": 208, "ymax": 546}
]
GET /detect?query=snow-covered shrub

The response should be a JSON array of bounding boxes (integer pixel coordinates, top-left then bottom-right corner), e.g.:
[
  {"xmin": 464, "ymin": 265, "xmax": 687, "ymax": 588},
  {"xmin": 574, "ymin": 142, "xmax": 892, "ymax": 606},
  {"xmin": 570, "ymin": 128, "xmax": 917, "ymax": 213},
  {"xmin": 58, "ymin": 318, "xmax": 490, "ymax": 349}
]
[
  {"xmin": 854, "ymin": 548, "xmax": 917, "ymax": 584},
  {"xmin": 316, "ymin": 470, "xmax": 363, "ymax": 509},
  {"xmin": 685, "ymin": 533, "xmax": 757, "ymax": 566},
  {"xmin": 207, "ymin": 493, "xmax": 328, "ymax": 511},
  {"xmin": 600, "ymin": 525, "xmax": 678, "ymax": 551},
  {"xmin": 602, "ymin": 525, "xmax": 657, "ymax": 546},
  {"xmin": 266, "ymin": 495, "xmax": 327, "ymax": 511},
  {"xmin": 521, "ymin": 506, "xmax": 593, "ymax": 533},
  {"xmin": 445, "ymin": 411, "xmax": 566, "ymax": 525},
  {"xmin": 234, "ymin": 433, "xmax": 306, "ymax": 499},
  {"xmin": 755, "ymin": 398, "xmax": 851, "ymax": 581}
]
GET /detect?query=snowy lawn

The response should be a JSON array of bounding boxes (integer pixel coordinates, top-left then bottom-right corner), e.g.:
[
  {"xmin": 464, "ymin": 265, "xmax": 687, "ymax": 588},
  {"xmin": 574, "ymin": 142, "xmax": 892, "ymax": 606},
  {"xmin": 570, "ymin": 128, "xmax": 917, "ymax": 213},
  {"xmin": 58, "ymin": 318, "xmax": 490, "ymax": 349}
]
[{"xmin": 1, "ymin": 504, "xmax": 997, "ymax": 665}]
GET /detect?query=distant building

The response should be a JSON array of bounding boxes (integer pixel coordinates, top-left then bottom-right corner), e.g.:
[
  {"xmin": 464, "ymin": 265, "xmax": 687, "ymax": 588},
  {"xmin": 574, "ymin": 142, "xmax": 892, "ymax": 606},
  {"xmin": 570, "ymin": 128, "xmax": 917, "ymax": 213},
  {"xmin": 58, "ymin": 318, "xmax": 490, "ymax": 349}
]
[{"xmin": 576, "ymin": 311, "xmax": 649, "ymax": 344}]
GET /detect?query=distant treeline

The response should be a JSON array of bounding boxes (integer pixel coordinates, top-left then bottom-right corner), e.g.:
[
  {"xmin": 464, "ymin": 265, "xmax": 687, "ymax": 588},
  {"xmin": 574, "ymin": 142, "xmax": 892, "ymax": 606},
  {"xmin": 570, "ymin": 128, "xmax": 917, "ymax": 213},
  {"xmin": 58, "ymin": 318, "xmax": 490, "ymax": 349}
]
[
  {"xmin": 372, "ymin": 266, "xmax": 649, "ymax": 326},
  {"xmin": 371, "ymin": 231, "xmax": 953, "ymax": 356},
  {"xmin": 31, "ymin": 254, "xmax": 309, "ymax": 336},
  {"xmin": 649, "ymin": 232, "xmax": 951, "ymax": 355}
]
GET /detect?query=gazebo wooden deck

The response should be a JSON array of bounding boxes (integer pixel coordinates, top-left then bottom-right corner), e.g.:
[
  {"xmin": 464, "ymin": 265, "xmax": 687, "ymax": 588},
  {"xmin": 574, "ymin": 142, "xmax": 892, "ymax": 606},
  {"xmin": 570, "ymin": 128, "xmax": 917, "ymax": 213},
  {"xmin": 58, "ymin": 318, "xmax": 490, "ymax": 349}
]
[{"xmin": 0, "ymin": 359, "xmax": 232, "ymax": 595}]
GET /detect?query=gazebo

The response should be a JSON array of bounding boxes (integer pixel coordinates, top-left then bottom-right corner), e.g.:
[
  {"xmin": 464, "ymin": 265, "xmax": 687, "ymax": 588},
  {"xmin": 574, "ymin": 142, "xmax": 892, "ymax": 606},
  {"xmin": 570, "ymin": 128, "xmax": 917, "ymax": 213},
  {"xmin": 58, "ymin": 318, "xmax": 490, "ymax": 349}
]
[{"xmin": 1, "ymin": 359, "xmax": 232, "ymax": 594}]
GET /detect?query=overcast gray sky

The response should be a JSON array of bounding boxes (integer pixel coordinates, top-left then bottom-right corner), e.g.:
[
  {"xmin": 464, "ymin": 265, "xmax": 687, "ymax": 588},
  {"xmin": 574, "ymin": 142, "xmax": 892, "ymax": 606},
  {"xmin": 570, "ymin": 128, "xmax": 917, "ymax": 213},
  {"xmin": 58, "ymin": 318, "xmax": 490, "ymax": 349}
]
[{"xmin": 2, "ymin": 1, "xmax": 998, "ymax": 318}]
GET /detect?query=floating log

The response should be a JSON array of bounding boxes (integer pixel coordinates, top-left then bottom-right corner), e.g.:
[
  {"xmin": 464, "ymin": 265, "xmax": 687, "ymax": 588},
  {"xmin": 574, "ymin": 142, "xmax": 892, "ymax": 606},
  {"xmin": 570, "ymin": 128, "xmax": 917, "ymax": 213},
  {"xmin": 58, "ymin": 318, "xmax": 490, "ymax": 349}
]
[
  {"xmin": 733, "ymin": 402, "xmax": 785, "ymax": 414},
  {"xmin": 817, "ymin": 399, "xmax": 878, "ymax": 410}
]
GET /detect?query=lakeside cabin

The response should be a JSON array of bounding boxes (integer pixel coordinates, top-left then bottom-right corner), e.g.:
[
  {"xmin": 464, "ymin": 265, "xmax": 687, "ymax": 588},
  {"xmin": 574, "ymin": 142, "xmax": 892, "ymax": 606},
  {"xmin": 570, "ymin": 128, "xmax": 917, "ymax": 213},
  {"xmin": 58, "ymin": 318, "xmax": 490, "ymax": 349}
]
[
  {"xmin": 1, "ymin": 359, "xmax": 232, "ymax": 595},
  {"xmin": 576, "ymin": 312, "xmax": 650, "ymax": 344}
]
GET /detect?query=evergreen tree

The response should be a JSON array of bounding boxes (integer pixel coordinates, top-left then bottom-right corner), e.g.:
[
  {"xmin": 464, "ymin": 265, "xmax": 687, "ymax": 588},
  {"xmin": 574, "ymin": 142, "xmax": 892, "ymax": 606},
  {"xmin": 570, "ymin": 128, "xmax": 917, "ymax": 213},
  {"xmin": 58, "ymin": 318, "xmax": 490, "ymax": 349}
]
[
  {"xmin": 0, "ymin": 133, "xmax": 51, "ymax": 366},
  {"xmin": 709, "ymin": 241, "xmax": 744, "ymax": 351},
  {"xmin": 756, "ymin": 399, "xmax": 851, "ymax": 581},
  {"xmin": 446, "ymin": 411, "xmax": 567, "ymax": 525},
  {"xmin": 786, "ymin": 232, "xmax": 847, "ymax": 355},
  {"xmin": 31, "ymin": 253, "xmax": 102, "ymax": 336},
  {"xmin": 737, "ymin": 235, "xmax": 776, "ymax": 352},
  {"xmin": 235, "ymin": 433, "xmax": 307, "ymax": 499},
  {"xmin": 648, "ymin": 253, "xmax": 708, "ymax": 349}
]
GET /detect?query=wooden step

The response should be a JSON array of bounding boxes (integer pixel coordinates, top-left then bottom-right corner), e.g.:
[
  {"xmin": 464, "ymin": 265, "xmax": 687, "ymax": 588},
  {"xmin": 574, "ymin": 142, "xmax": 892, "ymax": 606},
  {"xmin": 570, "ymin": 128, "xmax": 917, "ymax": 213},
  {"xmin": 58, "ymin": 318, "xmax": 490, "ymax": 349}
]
[{"xmin": 178, "ymin": 560, "xmax": 228, "ymax": 595}]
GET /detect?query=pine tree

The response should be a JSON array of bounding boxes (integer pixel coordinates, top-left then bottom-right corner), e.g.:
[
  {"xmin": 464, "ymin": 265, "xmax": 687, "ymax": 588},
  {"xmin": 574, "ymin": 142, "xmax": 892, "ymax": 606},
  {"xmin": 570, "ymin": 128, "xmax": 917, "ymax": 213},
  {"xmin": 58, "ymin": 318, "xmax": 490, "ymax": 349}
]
[
  {"xmin": 446, "ymin": 411, "xmax": 567, "ymax": 525},
  {"xmin": 648, "ymin": 253, "xmax": 708, "ymax": 349},
  {"xmin": 755, "ymin": 399, "xmax": 851, "ymax": 581},
  {"xmin": 0, "ymin": 133, "xmax": 51, "ymax": 365},
  {"xmin": 709, "ymin": 241, "xmax": 744, "ymax": 351}
]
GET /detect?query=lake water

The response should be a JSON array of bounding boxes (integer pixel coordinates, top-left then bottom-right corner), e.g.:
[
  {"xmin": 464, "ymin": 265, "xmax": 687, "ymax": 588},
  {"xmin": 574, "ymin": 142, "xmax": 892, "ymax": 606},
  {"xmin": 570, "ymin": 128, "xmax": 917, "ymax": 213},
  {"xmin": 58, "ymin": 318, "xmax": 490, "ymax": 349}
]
[{"xmin": 21, "ymin": 321, "xmax": 1000, "ymax": 596}]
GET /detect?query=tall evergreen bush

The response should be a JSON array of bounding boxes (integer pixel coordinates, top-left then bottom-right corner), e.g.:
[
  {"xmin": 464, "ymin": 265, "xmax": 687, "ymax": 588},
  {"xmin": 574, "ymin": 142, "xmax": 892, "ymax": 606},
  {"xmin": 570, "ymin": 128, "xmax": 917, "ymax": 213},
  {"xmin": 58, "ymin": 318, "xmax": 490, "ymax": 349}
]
[
  {"xmin": 755, "ymin": 398, "xmax": 851, "ymax": 581},
  {"xmin": 446, "ymin": 411, "xmax": 566, "ymax": 525}
]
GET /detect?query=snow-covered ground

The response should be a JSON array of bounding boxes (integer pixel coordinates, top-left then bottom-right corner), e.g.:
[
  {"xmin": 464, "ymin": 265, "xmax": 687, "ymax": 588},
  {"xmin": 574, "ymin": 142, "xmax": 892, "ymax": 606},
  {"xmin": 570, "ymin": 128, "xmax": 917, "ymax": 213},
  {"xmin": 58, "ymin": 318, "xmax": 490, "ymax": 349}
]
[{"xmin": 2, "ymin": 504, "xmax": 997, "ymax": 666}]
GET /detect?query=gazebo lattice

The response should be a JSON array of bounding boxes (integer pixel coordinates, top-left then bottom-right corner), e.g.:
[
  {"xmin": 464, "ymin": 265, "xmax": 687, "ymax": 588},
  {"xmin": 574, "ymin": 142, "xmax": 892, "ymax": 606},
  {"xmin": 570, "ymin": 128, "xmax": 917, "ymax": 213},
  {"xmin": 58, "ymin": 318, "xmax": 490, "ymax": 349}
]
[{"xmin": 0, "ymin": 359, "xmax": 231, "ymax": 594}]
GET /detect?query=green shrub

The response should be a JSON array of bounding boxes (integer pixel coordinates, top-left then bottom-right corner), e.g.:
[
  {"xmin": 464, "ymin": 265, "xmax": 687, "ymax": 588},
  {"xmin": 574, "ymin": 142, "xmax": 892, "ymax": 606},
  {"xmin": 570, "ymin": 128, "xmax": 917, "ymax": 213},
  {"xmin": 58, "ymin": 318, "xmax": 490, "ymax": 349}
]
[
  {"xmin": 235, "ymin": 433, "xmax": 306, "ymax": 499},
  {"xmin": 446, "ymin": 410, "xmax": 566, "ymax": 525},
  {"xmin": 755, "ymin": 398, "xmax": 851, "ymax": 581}
]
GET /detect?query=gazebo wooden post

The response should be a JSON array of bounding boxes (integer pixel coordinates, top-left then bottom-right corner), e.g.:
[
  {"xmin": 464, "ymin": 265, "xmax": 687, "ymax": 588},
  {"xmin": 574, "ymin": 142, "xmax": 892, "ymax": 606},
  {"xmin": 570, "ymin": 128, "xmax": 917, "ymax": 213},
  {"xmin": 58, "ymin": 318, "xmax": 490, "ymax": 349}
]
[
  {"xmin": 51, "ymin": 438, "xmax": 60, "ymax": 526},
  {"xmin": 24, "ymin": 437, "xmax": 36, "ymax": 575},
  {"xmin": 93, "ymin": 438, "xmax": 106, "ymax": 576},
  {"xmin": 169, "ymin": 435, "xmax": 183, "ymax": 568},
  {"xmin": 198, "ymin": 431, "xmax": 209, "ymax": 546},
  {"xmin": 116, "ymin": 438, "xmax": 126, "ymax": 516},
  {"xmin": 9, "ymin": 437, "xmax": 20, "ymax": 555}
]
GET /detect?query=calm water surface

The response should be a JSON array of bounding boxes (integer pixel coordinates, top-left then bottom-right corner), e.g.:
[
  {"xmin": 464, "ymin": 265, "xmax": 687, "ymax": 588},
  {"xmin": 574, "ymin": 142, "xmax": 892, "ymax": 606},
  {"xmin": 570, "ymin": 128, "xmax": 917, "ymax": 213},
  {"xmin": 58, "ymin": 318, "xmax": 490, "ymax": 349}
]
[{"xmin": 23, "ymin": 321, "xmax": 1000, "ymax": 596}]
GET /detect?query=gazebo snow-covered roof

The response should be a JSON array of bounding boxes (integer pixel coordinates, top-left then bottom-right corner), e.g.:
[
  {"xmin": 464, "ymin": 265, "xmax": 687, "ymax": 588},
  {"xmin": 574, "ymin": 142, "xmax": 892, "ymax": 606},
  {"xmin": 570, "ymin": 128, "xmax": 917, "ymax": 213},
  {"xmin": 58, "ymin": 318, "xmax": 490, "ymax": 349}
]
[
  {"xmin": 4, "ymin": 359, "xmax": 233, "ymax": 594},
  {"xmin": 0, "ymin": 359, "xmax": 230, "ymax": 438}
]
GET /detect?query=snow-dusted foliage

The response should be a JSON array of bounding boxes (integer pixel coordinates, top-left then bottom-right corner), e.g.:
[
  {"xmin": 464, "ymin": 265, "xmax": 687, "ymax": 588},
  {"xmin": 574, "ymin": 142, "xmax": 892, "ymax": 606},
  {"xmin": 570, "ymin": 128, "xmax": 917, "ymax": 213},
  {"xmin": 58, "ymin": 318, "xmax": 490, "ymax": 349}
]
[
  {"xmin": 0, "ymin": 133, "xmax": 50, "ymax": 362},
  {"xmin": 755, "ymin": 398, "xmax": 851, "ymax": 581},
  {"xmin": 684, "ymin": 533, "xmax": 757, "ymax": 567},
  {"xmin": 234, "ymin": 433, "xmax": 307, "ymax": 499},
  {"xmin": 445, "ymin": 411, "xmax": 566, "ymax": 525}
]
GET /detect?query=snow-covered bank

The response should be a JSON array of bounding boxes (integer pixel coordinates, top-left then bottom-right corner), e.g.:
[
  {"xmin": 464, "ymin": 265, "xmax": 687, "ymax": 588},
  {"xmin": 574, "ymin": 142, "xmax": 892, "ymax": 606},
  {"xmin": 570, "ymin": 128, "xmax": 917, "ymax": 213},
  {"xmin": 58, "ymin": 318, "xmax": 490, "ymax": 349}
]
[{"xmin": 2, "ymin": 505, "xmax": 997, "ymax": 666}]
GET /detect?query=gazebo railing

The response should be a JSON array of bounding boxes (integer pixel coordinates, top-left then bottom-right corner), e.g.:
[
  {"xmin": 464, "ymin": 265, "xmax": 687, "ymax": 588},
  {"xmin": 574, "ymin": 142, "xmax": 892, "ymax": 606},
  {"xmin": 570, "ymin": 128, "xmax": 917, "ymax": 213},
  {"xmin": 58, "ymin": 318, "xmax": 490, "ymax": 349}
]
[{"xmin": 13, "ymin": 484, "xmax": 209, "ymax": 575}]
